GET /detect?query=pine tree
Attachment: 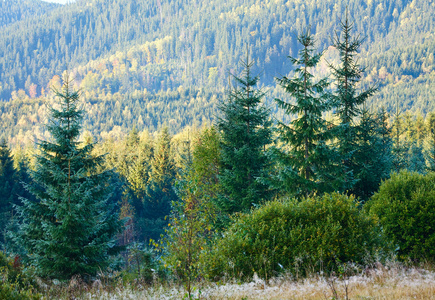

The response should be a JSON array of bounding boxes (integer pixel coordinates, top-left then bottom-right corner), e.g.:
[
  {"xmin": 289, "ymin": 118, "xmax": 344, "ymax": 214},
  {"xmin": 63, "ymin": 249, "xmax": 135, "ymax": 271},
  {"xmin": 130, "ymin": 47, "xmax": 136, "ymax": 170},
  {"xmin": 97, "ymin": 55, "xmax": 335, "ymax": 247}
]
[
  {"xmin": 391, "ymin": 103, "xmax": 408, "ymax": 172},
  {"xmin": 329, "ymin": 11, "xmax": 377, "ymax": 191},
  {"xmin": 274, "ymin": 28, "xmax": 336, "ymax": 197},
  {"xmin": 14, "ymin": 76, "xmax": 122, "ymax": 280},
  {"xmin": 217, "ymin": 49, "xmax": 272, "ymax": 214},
  {"xmin": 352, "ymin": 107, "xmax": 392, "ymax": 201},
  {"xmin": 0, "ymin": 140, "xmax": 18, "ymax": 245}
]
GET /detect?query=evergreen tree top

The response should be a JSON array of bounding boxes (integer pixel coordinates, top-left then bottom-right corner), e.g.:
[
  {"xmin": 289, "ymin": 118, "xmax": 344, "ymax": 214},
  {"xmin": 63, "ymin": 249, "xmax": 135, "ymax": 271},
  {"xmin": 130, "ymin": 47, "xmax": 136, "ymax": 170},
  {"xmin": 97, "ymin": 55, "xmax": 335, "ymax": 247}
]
[
  {"xmin": 44, "ymin": 76, "xmax": 83, "ymax": 148},
  {"xmin": 275, "ymin": 28, "xmax": 330, "ymax": 118},
  {"xmin": 329, "ymin": 10, "xmax": 377, "ymax": 123}
]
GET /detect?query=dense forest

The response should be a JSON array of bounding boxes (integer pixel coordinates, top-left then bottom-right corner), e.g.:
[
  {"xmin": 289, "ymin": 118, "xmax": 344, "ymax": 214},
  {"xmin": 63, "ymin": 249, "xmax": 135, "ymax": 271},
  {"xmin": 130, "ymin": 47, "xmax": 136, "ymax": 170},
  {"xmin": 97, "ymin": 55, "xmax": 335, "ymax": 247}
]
[
  {"xmin": 1, "ymin": 0, "xmax": 435, "ymax": 298},
  {"xmin": 0, "ymin": 0, "xmax": 59, "ymax": 28},
  {"xmin": 1, "ymin": 0, "xmax": 435, "ymax": 145}
]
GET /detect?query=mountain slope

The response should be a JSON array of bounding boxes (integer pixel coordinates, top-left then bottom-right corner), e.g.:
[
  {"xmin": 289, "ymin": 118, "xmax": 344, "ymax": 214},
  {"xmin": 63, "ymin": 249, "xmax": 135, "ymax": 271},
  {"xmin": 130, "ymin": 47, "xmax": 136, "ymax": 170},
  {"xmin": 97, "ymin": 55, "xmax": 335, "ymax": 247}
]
[
  {"xmin": 0, "ymin": 0, "xmax": 59, "ymax": 28},
  {"xmin": 0, "ymin": 0, "xmax": 434, "ymax": 144}
]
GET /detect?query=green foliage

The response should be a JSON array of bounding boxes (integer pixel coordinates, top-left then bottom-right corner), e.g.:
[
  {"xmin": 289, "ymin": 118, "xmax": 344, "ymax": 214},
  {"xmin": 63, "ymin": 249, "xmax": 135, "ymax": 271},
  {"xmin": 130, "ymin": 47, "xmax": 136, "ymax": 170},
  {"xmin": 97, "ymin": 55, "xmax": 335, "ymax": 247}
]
[
  {"xmin": 94, "ymin": 126, "xmax": 181, "ymax": 243},
  {"xmin": 124, "ymin": 242, "xmax": 155, "ymax": 284},
  {"xmin": 2, "ymin": 0, "xmax": 435, "ymax": 146},
  {"xmin": 0, "ymin": 140, "xmax": 18, "ymax": 245},
  {"xmin": 161, "ymin": 127, "xmax": 220, "ymax": 297},
  {"xmin": 204, "ymin": 193, "xmax": 385, "ymax": 281},
  {"xmin": 190, "ymin": 127, "xmax": 221, "ymax": 202},
  {"xmin": 391, "ymin": 107, "xmax": 409, "ymax": 172},
  {"xmin": 13, "ymin": 76, "xmax": 123, "ymax": 280},
  {"xmin": 217, "ymin": 52, "xmax": 272, "ymax": 214},
  {"xmin": 0, "ymin": 279, "xmax": 40, "ymax": 300},
  {"xmin": 367, "ymin": 170, "xmax": 435, "ymax": 261},
  {"xmin": 274, "ymin": 28, "xmax": 337, "ymax": 197},
  {"xmin": 330, "ymin": 12, "xmax": 377, "ymax": 192},
  {"xmin": 425, "ymin": 112, "xmax": 435, "ymax": 171},
  {"xmin": 161, "ymin": 187, "xmax": 214, "ymax": 296},
  {"xmin": 351, "ymin": 107, "xmax": 393, "ymax": 201},
  {"xmin": 0, "ymin": 144, "xmax": 34, "ymax": 250},
  {"xmin": 0, "ymin": 0, "xmax": 58, "ymax": 27},
  {"xmin": 0, "ymin": 252, "xmax": 41, "ymax": 300},
  {"xmin": 142, "ymin": 127, "xmax": 178, "ymax": 240}
]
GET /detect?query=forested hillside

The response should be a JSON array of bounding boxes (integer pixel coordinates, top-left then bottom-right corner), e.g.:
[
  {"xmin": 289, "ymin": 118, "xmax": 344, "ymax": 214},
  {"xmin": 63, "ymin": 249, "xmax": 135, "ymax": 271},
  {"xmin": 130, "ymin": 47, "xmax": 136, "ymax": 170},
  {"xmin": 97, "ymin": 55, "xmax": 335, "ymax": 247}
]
[
  {"xmin": 0, "ymin": 0, "xmax": 434, "ymax": 144},
  {"xmin": 0, "ymin": 0, "xmax": 59, "ymax": 28},
  {"xmin": 1, "ymin": 3, "xmax": 435, "ymax": 293}
]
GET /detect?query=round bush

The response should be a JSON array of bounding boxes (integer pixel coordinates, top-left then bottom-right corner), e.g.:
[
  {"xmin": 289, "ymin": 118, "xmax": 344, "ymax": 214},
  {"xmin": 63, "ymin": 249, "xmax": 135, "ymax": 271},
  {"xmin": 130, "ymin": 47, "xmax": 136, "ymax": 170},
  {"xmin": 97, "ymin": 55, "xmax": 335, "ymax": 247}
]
[
  {"xmin": 367, "ymin": 170, "xmax": 435, "ymax": 261},
  {"xmin": 203, "ymin": 193, "xmax": 384, "ymax": 280}
]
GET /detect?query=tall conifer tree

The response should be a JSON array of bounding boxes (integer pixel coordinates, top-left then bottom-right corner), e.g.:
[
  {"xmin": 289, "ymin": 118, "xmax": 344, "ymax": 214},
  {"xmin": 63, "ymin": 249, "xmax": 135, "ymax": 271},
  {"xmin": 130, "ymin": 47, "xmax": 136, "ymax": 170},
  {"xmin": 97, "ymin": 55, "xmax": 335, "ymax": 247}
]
[
  {"xmin": 274, "ymin": 28, "xmax": 336, "ymax": 197},
  {"xmin": 391, "ymin": 103, "xmax": 408, "ymax": 172},
  {"xmin": 14, "ymin": 75, "xmax": 122, "ymax": 279},
  {"xmin": 329, "ymin": 11, "xmax": 377, "ymax": 191},
  {"xmin": 0, "ymin": 140, "xmax": 18, "ymax": 245},
  {"xmin": 352, "ymin": 107, "xmax": 392, "ymax": 201},
  {"xmin": 217, "ymin": 49, "xmax": 272, "ymax": 214}
]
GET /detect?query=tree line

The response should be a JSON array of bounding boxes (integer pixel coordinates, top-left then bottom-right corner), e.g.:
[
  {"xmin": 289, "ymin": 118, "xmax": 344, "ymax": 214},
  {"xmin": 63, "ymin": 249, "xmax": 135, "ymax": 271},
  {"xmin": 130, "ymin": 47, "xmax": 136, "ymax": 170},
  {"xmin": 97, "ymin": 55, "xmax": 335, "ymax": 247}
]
[
  {"xmin": 1, "ymin": 13, "xmax": 435, "ymax": 290},
  {"xmin": 0, "ymin": 0, "xmax": 434, "ymax": 123}
]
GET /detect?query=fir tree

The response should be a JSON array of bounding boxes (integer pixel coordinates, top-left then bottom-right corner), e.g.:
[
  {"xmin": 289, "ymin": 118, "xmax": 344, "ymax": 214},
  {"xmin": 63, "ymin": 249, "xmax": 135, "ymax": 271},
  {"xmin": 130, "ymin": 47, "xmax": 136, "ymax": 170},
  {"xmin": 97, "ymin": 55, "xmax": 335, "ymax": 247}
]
[
  {"xmin": 391, "ymin": 103, "xmax": 408, "ymax": 172},
  {"xmin": 0, "ymin": 140, "xmax": 18, "ymax": 245},
  {"xmin": 13, "ymin": 76, "xmax": 122, "ymax": 280},
  {"xmin": 329, "ymin": 11, "xmax": 377, "ymax": 191},
  {"xmin": 274, "ymin": 28, "xmax": 336, "ymax": 197},
  {"xmin": 351, "ymin": 107, "xmax": 392, "ymax": 201},
  {"xmin": 217, "ymin": 49, "xmax": 272, "ymax": 214}
]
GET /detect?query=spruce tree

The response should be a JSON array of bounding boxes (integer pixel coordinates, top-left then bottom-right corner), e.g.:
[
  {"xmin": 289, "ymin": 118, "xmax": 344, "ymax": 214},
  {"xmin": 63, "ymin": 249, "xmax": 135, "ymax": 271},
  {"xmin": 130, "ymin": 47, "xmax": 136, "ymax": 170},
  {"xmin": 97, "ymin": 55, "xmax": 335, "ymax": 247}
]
[
  {"xmin": 14, "ymin": 76, "xmax": 122, "ymax": 279},
  {"xmin": 274, "ymin": 28, "xmax": 336, "ymax": 197},
  {"xmin": 217, "ymin": 50, "xmax": 272, "ymax": 214},
  {"xmin": 391, "ymin": 103, "xmax": 408, "ymax": 172},
  {"xmin": 0, "ymin": 140, "xmax": 18, "ymax": 245},
  {"xmin": 329, "ymin": 11, "xmax": 377, "ymax": 191},
  {"xmin": 352, "ymin": 107, "xmax": 392, "ymax": 201}
]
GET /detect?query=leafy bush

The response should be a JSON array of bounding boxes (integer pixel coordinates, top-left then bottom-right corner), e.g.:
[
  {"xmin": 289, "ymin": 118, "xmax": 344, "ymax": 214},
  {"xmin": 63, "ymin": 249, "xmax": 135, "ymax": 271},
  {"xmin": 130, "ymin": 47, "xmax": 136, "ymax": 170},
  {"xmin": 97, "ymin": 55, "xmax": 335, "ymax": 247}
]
[
  {"xmin": 203, "ymin": 193, "xmax": 385, "ymax": 280},
  {"xmin": 0, "ymin": 252, "xmax": 40, "ymax": 300},
  {"xmin": 367, "ymin": 170, "xmax": 435, "ymax": 261}
]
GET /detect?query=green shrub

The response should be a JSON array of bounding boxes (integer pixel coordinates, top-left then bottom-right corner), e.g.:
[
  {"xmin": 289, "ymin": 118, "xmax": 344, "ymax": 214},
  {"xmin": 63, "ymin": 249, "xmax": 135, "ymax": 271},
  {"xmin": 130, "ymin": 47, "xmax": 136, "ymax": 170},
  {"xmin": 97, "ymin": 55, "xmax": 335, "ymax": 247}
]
[
  {"xmin": 0, "ymin": 280, "xmax": 40, "ymax": 300},
  {"xmin": 203, "ymin": 193, "xmax": 385, "ymax": 280},
  {"xmin": 367, "ymin": 170, "xmax": 435, "ymax": 261},
  {"xmin": 0, "ymin": 252, "xmax": 40, "ymax": 300}
]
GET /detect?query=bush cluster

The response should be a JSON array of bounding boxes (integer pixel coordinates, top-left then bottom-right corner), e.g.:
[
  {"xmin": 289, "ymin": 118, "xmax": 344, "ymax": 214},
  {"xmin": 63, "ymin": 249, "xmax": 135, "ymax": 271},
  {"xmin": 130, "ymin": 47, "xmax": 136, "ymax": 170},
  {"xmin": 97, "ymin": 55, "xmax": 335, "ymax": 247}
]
[
  {"xmin": 367, "ymin": 170, "xmax": 435, "ymax": 261},
  {"xmin": 203, "ymin": 193, "xmax": 386, "ymax": 280},
  {"xmin": 0, "ymin": 252, "xmax": 40, "ymax": 300}
]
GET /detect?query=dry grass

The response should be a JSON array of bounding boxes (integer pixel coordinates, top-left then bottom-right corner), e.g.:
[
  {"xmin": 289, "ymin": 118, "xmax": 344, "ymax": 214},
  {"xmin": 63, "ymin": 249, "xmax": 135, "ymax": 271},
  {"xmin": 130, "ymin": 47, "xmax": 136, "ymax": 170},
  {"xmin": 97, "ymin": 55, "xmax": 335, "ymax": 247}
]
[{"xmin": 41, "ymin": 263, "xmax": 435, "ymax": 299}]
